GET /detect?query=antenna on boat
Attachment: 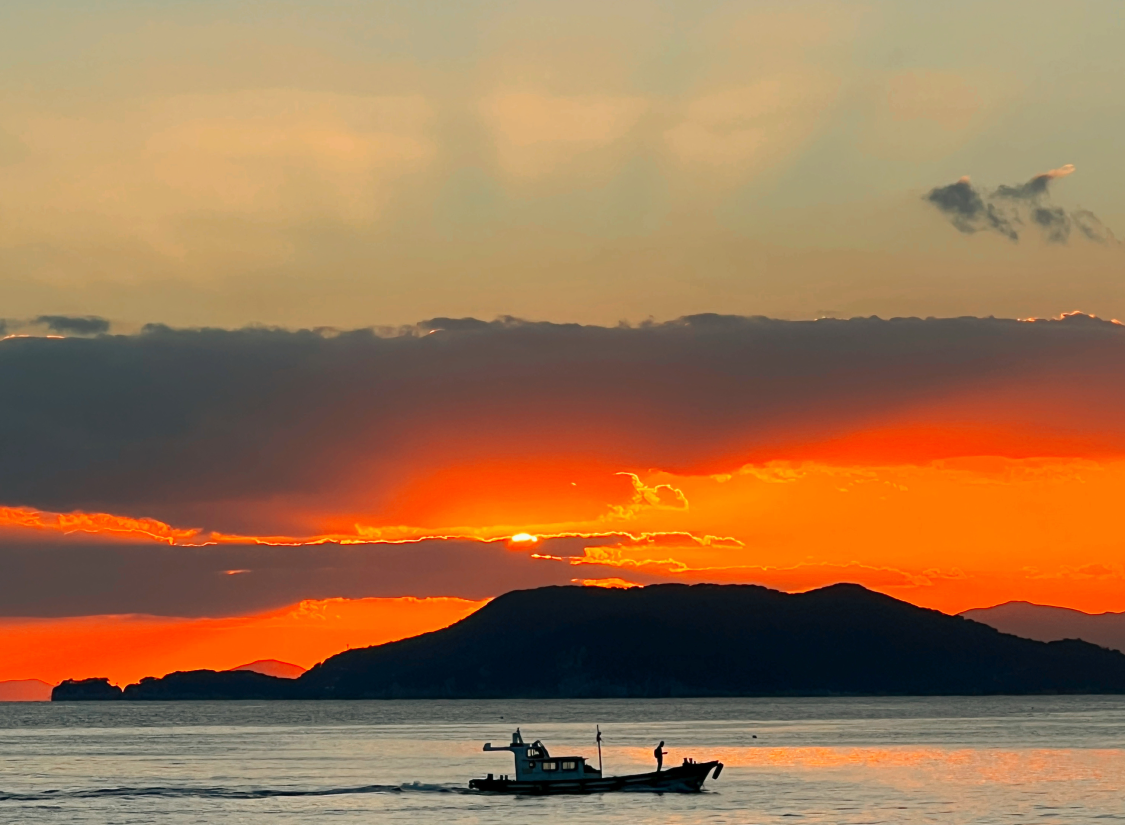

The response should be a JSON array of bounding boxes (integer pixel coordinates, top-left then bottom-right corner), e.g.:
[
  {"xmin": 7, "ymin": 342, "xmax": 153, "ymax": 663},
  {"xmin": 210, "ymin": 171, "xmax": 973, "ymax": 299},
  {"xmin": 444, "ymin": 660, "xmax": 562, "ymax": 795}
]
[{"xmin": 596, "ymin": 725, "xmax": 603, "ymax": 773}]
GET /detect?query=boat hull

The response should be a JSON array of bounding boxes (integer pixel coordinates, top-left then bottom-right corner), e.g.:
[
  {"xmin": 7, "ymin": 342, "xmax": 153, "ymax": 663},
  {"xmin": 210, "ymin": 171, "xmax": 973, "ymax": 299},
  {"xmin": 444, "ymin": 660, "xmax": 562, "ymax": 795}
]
[{"xmin": 469, "ymin": 761, "xmax": 722, "ymax": 794}]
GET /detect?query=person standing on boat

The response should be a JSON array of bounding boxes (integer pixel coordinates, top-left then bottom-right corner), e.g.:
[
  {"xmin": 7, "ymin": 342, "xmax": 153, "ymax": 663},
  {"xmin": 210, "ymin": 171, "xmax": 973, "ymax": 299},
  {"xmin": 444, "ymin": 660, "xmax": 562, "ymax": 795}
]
[{"xmin": 654, "ymin": 741, "xmax": 668, "ymax": 771}]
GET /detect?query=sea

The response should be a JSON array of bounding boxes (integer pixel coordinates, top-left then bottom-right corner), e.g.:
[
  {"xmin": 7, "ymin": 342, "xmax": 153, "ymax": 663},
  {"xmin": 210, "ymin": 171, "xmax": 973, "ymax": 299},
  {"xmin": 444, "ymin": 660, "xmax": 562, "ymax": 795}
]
[{"xmin": 1, "ymin": 696, "xmax": 1124, "ymax": 824}]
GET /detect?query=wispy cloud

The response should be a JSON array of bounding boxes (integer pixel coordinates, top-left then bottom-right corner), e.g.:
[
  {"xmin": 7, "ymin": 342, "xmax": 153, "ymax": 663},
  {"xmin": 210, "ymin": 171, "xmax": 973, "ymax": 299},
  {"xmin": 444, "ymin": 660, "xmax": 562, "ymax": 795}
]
[
  {"xmin": 925, "ymin": 165, "xmax": 1116, "ymax": 244},
  {"xmin": 34, "ymin": 315, "xmax": 110, "ymax": 335}
]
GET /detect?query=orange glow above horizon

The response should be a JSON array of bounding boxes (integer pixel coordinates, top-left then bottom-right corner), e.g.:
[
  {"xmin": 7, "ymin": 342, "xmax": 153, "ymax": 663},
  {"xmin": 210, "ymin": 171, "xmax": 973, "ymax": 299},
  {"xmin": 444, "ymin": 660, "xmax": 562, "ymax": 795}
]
[
  {"xmin": 8, "ymin": 450, "xmax": 1125, "ymax": 685},
  {"xmin": 0, "ymin": 597, "xmax": 486, "ymax": 687},
  {"xmin": 7, "ymin": 455, "xmax": 1125, "ymax": 619},
  {"xmin": 532, "ymin": 456, "xmax": 1125, "ymax": 615}
]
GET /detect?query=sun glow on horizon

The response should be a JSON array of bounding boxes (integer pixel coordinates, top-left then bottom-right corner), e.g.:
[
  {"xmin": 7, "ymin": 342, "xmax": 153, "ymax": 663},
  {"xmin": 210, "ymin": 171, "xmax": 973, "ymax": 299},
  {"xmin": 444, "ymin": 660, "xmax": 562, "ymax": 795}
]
[{"xmin": 7, "ymin": 452, "xmax": 1125, "ymax": 687}]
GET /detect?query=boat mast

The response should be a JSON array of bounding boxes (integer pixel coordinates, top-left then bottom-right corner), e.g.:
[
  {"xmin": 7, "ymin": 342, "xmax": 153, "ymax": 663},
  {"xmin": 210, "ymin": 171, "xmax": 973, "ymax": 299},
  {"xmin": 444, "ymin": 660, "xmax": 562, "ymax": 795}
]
[{"xmin": 596, "ymin": 725, "xmax": 603, "ymax": 773}]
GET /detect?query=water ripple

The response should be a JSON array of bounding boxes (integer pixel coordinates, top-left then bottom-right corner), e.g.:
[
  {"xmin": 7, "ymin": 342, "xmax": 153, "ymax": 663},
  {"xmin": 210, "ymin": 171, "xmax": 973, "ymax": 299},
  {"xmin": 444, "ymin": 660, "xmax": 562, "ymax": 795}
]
[{"xmin": 0, "ymin": 782, "xmax": 471, "ymax": 802}]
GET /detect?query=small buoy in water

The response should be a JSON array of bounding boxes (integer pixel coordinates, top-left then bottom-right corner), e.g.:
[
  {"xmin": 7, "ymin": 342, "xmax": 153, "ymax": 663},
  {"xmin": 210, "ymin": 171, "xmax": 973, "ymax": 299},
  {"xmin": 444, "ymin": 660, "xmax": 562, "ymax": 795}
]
[{"xmin": 752, "ymin": 735, "xmax": 757, "ymax": 738}]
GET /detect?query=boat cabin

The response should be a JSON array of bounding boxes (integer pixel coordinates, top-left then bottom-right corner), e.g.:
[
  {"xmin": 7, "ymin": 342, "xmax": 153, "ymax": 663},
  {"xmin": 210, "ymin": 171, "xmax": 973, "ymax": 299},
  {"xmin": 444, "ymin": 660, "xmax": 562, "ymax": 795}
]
[{"xmin": 482, "ymin": 729, "xmax": 601, "ymax": 781}]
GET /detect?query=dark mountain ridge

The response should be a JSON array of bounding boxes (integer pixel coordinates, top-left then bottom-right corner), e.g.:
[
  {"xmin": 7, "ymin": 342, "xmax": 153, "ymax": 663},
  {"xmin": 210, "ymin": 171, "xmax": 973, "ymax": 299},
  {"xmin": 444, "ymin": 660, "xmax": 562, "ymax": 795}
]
[{"xmin": 53, "ymin": 584, "xmax": 1125, "ymax": 700}]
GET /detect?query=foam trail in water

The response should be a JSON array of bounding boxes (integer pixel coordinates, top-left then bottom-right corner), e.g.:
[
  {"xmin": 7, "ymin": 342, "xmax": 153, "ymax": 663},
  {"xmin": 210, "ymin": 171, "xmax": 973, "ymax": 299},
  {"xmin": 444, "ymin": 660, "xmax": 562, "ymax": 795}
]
[{"xmin": 0, "ymin": 782, "xmax": 471, "ymax": 802}]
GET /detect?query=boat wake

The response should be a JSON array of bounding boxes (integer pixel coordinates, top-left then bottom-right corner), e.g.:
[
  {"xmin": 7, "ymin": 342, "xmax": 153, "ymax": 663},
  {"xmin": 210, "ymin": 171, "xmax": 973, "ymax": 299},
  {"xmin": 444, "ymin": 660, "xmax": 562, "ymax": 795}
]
[{"xmin": 0, "ymin": 782, "xmax": 472, "ymax": 802}]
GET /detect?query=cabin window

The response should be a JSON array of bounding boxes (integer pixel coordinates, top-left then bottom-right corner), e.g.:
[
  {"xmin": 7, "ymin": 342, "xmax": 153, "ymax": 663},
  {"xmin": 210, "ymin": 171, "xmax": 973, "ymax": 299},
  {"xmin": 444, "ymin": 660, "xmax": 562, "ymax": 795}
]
[
  {"xmin": 542, "ymin": 761, "xmax": 558, "ymax": 771},
  {"xmin": 562, "ymin": 761, "xmax": 577, "ymax": 771},
  {"xmin": 527, "ymin": 749, "xmax": 542, "ymax": 758}
]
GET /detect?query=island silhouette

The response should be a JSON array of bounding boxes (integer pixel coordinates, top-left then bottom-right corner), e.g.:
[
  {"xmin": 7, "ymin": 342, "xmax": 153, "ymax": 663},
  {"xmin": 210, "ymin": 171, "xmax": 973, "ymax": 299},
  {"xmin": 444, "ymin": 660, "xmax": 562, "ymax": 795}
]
[
  {"xmin": 964, "ymin": 602, "xmax": 1125, "ymax": 654},
  {"xmin": 0, "ymin": 679, "xmax": 53, "ymax": 702},
  {"xmin": 227, "ymin": 659, "xmax": 306, "ymax": 679},
  {"xmin": 53, "ymin": 583, "xmax": 1125, "ymax": 700}
]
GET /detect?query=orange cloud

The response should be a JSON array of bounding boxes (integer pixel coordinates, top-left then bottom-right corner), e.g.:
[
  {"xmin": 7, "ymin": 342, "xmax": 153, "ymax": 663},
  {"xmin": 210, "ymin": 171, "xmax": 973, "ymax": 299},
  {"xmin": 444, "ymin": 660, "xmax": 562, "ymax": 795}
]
[
  {"xmin": 608, "ymin": 473, "xmax": 689, "ymax": 518},
  {"xmin": 0, "ymin": 506, "xmax": 199, "ymax": 544},
  {"xmin": 571, "ymin": 577, "xmax": 640, "ymax": 589}
]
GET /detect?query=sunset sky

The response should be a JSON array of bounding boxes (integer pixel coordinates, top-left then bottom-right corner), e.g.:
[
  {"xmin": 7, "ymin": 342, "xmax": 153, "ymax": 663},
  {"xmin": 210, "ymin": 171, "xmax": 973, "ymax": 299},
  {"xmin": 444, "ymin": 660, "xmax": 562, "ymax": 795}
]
[{"xmin": 2, "ymin": 0, "xmax": 1125, "ymax": 686}]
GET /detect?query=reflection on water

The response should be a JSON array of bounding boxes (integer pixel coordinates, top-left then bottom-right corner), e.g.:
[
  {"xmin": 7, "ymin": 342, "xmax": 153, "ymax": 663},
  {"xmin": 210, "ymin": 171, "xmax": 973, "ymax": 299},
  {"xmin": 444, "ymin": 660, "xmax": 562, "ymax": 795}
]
[{"xmin": 1, "ymin": 696, "xmax": 1124, "ymax": 824}]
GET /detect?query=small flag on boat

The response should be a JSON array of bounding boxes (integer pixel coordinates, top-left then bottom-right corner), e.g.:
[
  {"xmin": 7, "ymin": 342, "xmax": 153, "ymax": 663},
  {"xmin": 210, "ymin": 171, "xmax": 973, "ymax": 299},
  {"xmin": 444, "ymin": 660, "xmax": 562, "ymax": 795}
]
[{"xmin": 596, "ymin": 726, "xmax": 602, "ymax": 744}]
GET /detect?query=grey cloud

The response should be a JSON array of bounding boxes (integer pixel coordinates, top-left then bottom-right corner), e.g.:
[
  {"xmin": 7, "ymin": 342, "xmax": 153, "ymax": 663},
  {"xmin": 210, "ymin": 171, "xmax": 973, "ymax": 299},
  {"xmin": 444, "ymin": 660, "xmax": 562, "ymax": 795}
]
[
  {"xmin": 34, "ymin": 315, "xmax": 110, "ymax": 335},
  {"xmin": 0, "ymin": 535, "xmax": 666, "ymax": 618},
  {"xmin": 993, "ymin": 169, "xmax": 1057, "ymax": 201},
  {"xmin": 924, "ymin": 178, "xmax": 984, "ymax": 227},
  {"xmin": 1, "ymin": 315, "xmax": 1125, "ymax": 534},
  {"xmin": 1032, "ymin": 206, "xmax": 1071, "ymax": 244},
  {"xmin": 923, "ymin": 178, "xmax": 1019, "ymax": 241},
  {"xmin": 925, "ymin": 167, "xmax": 1116, "ymax": 244},
  {"xmin": 1073, "ymin": 209, "xmax": 1116, "ymax": 243}
]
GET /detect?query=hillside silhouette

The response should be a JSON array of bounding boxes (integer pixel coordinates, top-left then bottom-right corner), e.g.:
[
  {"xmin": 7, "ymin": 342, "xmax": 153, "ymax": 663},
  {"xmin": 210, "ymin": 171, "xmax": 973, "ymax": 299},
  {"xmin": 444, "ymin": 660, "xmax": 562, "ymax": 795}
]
[
  {"xmin": 53, "ymin": 584, "xmax": 1125, "ymax": 700},
  {"xmin": 53, "ymin": 677, "xmax": 123, "ymax": 700}
]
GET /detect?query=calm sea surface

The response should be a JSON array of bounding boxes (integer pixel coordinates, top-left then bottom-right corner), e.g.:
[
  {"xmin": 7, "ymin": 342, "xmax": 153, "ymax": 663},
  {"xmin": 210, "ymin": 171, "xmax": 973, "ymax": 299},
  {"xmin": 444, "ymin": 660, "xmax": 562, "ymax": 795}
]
[{"xmin": 1, "ymin": 697, "xmax": 1124, "ymax": 824}]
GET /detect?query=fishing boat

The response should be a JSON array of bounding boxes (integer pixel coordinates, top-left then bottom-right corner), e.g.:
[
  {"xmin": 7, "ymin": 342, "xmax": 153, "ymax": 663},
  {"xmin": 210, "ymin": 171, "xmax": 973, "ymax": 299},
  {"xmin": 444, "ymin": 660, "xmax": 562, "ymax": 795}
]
[{"xmin": 468, "ymin": 728, "xmax": 722, "ymax": 794}]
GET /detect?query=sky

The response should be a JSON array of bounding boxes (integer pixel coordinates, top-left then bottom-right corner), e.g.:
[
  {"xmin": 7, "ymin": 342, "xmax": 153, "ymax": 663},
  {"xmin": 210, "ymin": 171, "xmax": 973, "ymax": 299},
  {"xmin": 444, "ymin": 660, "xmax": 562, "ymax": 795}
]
[{"xmin": 1, "ymin": 0, "xmax": 1125, "ymax": 686}]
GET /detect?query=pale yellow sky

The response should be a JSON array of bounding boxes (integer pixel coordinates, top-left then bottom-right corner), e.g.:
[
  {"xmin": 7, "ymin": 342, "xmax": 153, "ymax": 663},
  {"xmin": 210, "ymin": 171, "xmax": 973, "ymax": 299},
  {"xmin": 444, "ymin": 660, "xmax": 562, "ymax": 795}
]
[{"xmin": 0, "ymin": 0, "xmax": 1123, "ymax": 328}]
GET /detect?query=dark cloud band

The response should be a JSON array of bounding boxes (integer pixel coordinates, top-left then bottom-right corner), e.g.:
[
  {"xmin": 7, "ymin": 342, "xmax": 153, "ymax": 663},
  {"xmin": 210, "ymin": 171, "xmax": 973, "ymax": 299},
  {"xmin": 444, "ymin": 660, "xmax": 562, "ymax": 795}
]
[
  {"xmin": 0, "ymin": 536, "xmax": 664, "ymax": 618},
  {"xmin": 1, "ymin": 314, "xmax": 1124, "ymax": 533}
]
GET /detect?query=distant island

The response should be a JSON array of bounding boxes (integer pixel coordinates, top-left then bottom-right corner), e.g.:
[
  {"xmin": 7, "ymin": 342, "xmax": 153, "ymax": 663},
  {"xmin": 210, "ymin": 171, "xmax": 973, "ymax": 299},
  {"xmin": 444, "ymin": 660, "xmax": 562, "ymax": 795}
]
[
  {"xmin": 963, "ymin": 602, "xmax": 1125, "ymax": 654},
  {"xmin": 0, "ymin": 679, "xmax": 53, "ymax": 702},
  {"xmin": 227, "ymin": 659, "xmax": 306, "ymax": 679},
  {"xmin": 53, "ymin": 583, "xmax": 1125, "ymax": 700}
]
